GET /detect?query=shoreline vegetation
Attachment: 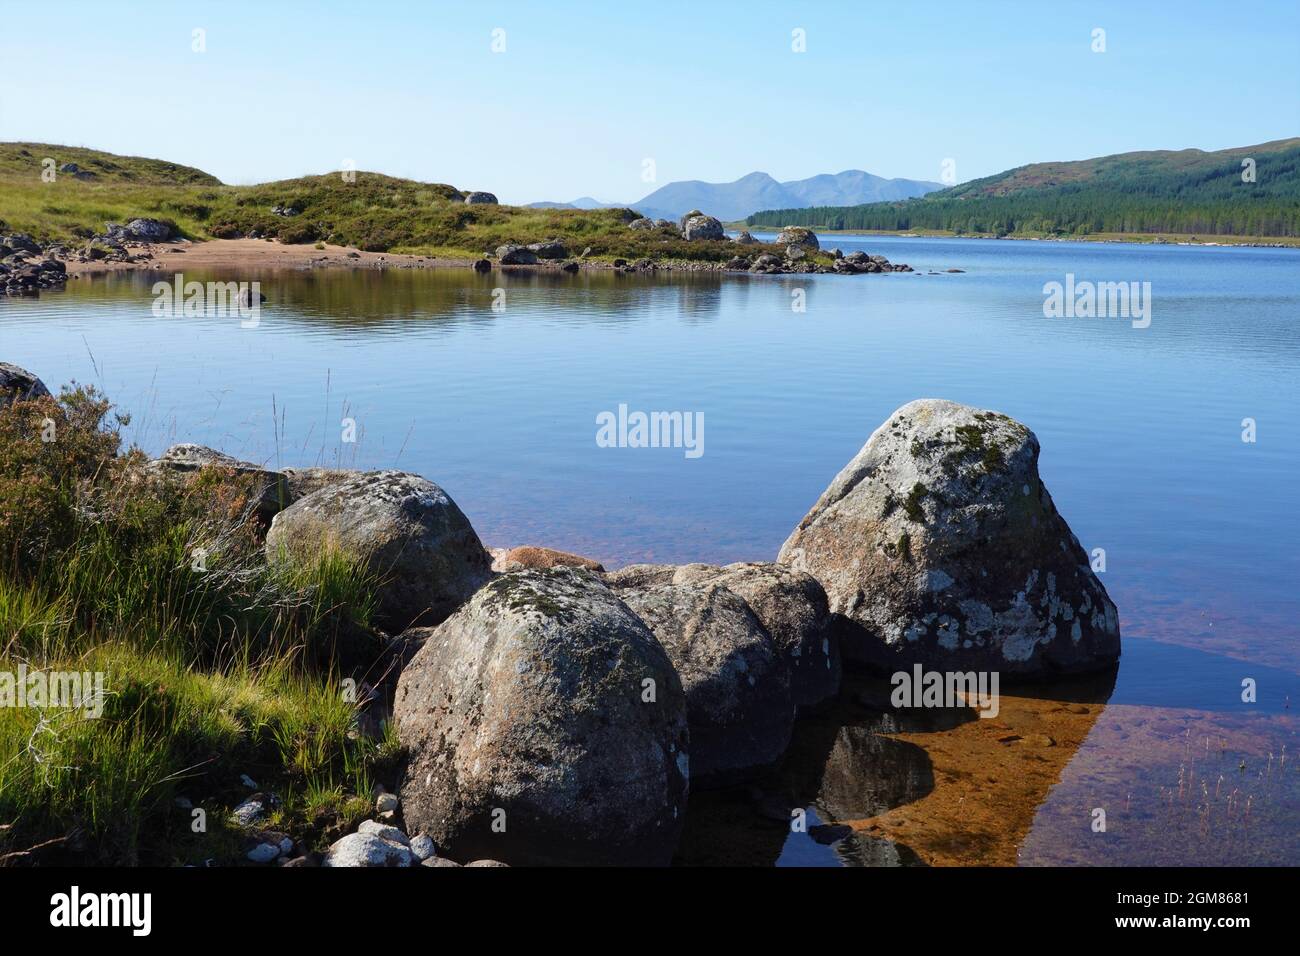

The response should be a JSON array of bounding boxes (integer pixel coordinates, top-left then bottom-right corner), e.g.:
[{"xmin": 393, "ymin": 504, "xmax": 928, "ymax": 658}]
[
  {"xmin": 0, "ymin": 143, "xmax": 914, "ymax": 282},
  {"xmin": 0, "ymin": 364, "xmax": 1120, "ymax": 867}
]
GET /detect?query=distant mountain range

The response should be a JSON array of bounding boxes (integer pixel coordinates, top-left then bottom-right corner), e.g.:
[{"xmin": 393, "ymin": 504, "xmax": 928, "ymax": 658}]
[
  {"xmin": 528, "ymin": 169, "xmax": 944, "ymax": 222},
  {"xmin": 747, "ymin": 138, "xmax": 1300, "ymax": 239}
]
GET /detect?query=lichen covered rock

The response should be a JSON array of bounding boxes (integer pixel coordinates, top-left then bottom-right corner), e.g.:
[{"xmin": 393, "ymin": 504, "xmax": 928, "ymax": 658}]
[
  {"xmin": 607, "ymin": 562, "xmax": 839, "ymax": 710},
  {"xmin": 395, "ymin": 567, "xmax": 689, "ymax": 865},
  {"xmin": 778, "ymin": 399, "xmax": 1119, "ymax": 676},
  {"xmin": 608, "ymin": 571, "xmax": 794, "ymax": 787},
  {"xmin": 266, "ymin": 470, "xmax": 491, "ymax": 631}
]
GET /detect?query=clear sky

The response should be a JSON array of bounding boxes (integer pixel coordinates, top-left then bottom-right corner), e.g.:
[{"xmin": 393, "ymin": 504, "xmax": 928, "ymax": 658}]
[{"xmin": 2, "ymin": 0, "xmax": 1297, "ymax": 204}]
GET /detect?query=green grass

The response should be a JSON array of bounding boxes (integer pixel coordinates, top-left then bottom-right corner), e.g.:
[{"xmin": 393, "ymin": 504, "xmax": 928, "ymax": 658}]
[
  {"xmin": 0, "ymin": 142, "xmax": 815, "ymax": 264},
  {"xmin": 0, "ymin": 385, "xmax": 396, "ymax": 865}
]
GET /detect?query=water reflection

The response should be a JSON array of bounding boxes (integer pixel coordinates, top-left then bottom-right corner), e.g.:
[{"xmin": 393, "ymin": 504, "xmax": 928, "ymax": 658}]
[{"xmin": 677, "ymin": 670, "xmax": 1117, "ymax": 866}]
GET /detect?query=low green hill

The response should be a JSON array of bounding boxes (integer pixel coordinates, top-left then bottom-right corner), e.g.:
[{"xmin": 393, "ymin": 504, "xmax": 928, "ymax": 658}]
[
  {"xmin": 0, "ymin": 142, "xmax": 221, "ymax": 186},
  {"xmin": 0, "ymin": 143, "xmax": 776, "ymax": 264},
  {"xmin": 747, "ymin": 138, "xmax": 1300, "ymax": 240}
]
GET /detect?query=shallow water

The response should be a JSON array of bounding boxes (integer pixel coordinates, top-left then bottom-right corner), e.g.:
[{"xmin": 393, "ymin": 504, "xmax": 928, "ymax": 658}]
[{"xmin": 4, "ymin": 234, "xmax": 1297, "ymax": 864}]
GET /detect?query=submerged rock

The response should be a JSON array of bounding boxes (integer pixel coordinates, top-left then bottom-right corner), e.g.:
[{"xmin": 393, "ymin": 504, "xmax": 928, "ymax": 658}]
[
  {"xmin": 266, "ymin": 470, "xmax": 492, "ymax": 632},
  {"xmin": 491, "ymin": 545, "xmax": 605, "ymax": 573},
  {"xmin": 778, "ymin": 399, "xmax": 1120, "ymax": 676},
  {"xmin": 609, "ymin": 574, "xmax": 794, "ymax": 788},
  {"xmin": 395, "ymin": 567, "xmax": 689, "ymax": 865}
]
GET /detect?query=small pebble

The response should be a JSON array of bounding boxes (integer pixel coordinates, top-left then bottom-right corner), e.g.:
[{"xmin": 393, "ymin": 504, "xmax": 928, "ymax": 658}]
[
  {"xmin": 409, "ymin": 834, "xmax": 436, "ymax": 861},
  {"xmin": 247, "ymin": 843, "xmax": 280, "ymax": 864}
]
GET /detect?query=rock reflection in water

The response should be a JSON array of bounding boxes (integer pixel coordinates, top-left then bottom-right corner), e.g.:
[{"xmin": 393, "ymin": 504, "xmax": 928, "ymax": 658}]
[
  {"xmin": 676, "ymin": 670, "xmax": 1116, "ymax": 866},
  {"xmin": 675, "ymin": 677, "xmax": 960, "ymax": 866}
]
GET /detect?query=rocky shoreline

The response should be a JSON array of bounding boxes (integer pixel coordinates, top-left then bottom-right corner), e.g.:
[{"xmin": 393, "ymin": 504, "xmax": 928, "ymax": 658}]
[
  {"xmin": 3, "ymin": 364, "xmax": 1118, "ymax": 866},
  {"xmin": 5, "ymin": 216, "xmax": 924, "ymax": 293}
]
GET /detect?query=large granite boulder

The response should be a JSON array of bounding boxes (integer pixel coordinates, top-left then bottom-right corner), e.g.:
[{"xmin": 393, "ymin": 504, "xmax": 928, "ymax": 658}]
[
  {"xmin": 0, "ymin": 362, "xmax": 51, "ymax": 407},
  {"xmin": 778, "ymin": 400, "xmax": 1120, "ymax": 676},
  {"xmin": 395, "ymin": 568, "xmax": 689, "ymax": 866},
  {"xmin": 525, "ymin": 240, "xmax": 568, "ymax": 260},
  {"xmin": 681, "ymin": 214, "xmax": 725, "ymax": 242},
  {"xmin": 606, "ymin": 571, "xmax": 794, "ymax": 787},
  {"xmin": 266, "ymin": 470, "xmax": 492, "ymax": 632},
  {"xmin": 495, "ymin": 244, "xmax": 539, "ymax": 265},
  {"xmin": 685, "ymin": 562, "xmax": 839, "ymax": 709},
  {"xmin": 607, "ymin": 562, "xmax": 839, "ymax": 710},
  {"xmin": 775, "ymin": 226, "xmax": 819, "ymax": 251},
  {"xmin": 463, "ymin": 191, "xmax": 498, "ymax": 205},
  {"xmin": 126, "ymin": 218, "xmax": 175, "ymax": 241},
  {"xmin": 149, "ymin": 443, "xmax": 290, "ymax": 523}
]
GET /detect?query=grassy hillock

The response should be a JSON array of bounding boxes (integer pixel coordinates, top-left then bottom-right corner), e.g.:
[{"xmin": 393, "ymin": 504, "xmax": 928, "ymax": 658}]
[
  {"xmin": 0, "ymin": 383, "xmax": 395, "ymax": 865},
  {"xmin": 0, "ymin": 143, "xmax": 779, "ymax": 263},
  {"xmin": 747, "ymin": 138, "xmax": 1300, "ymax": 240}
]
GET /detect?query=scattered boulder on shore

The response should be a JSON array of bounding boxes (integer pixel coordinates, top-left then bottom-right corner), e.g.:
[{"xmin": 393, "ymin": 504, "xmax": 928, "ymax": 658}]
[
  {"xmin": 681, "ymin": 213, "xmax": 725, "ymax": 242},
  {"xmin": 266, "ymin": 470, "xmax": 492, "ymax": 632},
  {"xmin": 1, "ymin": 252, "xmax": 68, "ymax": 295},
  {"xmin": 395, "ymin": 567, "xmax": 690, "ymax": 866},
  {"xmin": 0, "ymin": 362, "xmax": 52, "ymax": 407},
  {"xmin": 101, "ymin": 218, "xmax": 175, "ymax": 243},
  {"xmin": 775, "ymin": 226, "xmax": 819, "ymax": 251},
  {"xmin": 149, "ymin": 444, "xmax": 290, "ymax": 523},
  {"xmin": 491, "ymin": 545, "xmax": 605, "ymax": 573},
  {"xmin": 525, "ymin": 240, "xmax": 568, "ymax": 260},
  {"xmin": 607, "ymin": 562, "xmax": 840, "ymax": 710},
  {"xmin": 833, "ymin": 250, "xmax": 913, "ymax": 275},
  {"xmin": 463, "ymin": 191, "xmax": 498, "ymax": 205},
  {"xmin": 495, "ymin": 244, "xmax": 539, "ymax": 265},
  {"xmin": 1, "ymin": 233, "xmax": 43, "ymax": 255},
  {"xmin": 778, "ymin": 399, "xmax": 1120, "ymax": 676},
  {"xmin": 606, "ymin": 571, "xmax": 795, "ymax": 787},
  {"xmin": 126, "ymin": 218, "xmax": 175, "ymax": 241},
  {"xmin": 628, "ymin": 217, "xmax": 655, "ymax": 230},
  {"xmin": 731, "ymin": 230, "xmax": 759, "ymax": 245}
]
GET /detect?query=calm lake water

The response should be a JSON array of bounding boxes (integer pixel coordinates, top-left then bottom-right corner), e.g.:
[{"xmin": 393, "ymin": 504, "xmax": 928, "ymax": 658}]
[{"xmin": 4, "ymin": 234, "xmax": 1298, "ymax": 865}]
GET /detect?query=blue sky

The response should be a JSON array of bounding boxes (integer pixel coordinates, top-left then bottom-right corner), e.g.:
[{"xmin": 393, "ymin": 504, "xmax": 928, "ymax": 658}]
[{"xmin": 2, "ymin": 0, "xmax": 1297, "ymax": 204}]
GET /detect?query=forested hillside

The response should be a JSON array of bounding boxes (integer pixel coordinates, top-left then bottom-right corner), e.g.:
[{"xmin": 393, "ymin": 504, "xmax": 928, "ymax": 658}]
[{"xmin": 748, "ymin": 139, "xmax": 1300, "ymax": 238}]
